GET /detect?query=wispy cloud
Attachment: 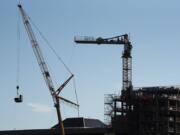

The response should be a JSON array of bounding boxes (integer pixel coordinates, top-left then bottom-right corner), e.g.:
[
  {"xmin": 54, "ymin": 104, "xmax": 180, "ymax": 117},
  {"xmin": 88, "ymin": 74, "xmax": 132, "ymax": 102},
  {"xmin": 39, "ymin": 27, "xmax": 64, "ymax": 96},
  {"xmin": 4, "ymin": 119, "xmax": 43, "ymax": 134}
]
[{"xmin": 27, "ymin": 103, "xmax": 53, "ymax": 113}]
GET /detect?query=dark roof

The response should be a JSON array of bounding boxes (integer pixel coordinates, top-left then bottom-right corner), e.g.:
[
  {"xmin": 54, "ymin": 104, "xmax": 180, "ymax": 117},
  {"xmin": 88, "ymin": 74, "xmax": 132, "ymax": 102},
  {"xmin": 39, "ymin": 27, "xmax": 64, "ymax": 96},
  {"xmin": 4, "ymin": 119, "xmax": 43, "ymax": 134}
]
[
  {"xmin": 0, "ymin": 117, "xmax": 109, "ymax": 135},
  {"xmin": 0, "ymin": 128, "xmax": 110, "ymax": 135},
  {"xmin": 52, "ymin": 117, "xmax": 106, "ymax": 129}
]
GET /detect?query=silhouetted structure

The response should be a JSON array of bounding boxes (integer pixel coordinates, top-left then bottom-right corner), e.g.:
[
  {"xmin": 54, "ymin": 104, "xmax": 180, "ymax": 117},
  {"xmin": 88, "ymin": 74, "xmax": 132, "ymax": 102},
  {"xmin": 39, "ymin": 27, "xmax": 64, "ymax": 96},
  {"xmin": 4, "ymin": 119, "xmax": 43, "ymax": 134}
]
[
  {"xmin": 0, "ymin": 118, "xmax": 110, "ymax": 135},
  {"xmin": 105, "ymin": 86, "xmax": 180, "ymax": 135}
]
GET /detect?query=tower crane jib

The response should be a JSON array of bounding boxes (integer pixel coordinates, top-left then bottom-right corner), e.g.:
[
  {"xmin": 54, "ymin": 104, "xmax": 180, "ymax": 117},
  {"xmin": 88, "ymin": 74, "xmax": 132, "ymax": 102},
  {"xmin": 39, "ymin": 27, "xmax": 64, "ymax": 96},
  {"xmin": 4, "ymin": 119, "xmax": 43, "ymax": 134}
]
[{"xmin": 74, "ymin": 34, "xmax": 133, "ymax": 98}]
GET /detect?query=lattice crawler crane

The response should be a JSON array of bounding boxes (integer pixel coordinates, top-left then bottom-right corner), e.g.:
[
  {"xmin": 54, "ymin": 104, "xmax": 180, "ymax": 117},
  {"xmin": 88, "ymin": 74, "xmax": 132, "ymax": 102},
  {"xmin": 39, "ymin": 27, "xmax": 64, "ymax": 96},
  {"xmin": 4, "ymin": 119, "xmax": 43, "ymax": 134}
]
[{"xmin": 18, "ymin": 4, "xmax": 78, "ymax": 135}]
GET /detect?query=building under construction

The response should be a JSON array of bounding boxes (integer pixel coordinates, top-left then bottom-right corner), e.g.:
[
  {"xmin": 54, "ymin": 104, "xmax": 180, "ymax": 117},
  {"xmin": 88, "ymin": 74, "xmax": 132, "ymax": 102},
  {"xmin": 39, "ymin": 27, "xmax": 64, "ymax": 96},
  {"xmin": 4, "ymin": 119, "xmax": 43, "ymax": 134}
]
[
  {"xmin": 75, "ymin": 35, "xmax": 180, "ymax": 135},
  {"xmin": 105, "ymin": 86, "xmax": 180, "ymax": 135}
]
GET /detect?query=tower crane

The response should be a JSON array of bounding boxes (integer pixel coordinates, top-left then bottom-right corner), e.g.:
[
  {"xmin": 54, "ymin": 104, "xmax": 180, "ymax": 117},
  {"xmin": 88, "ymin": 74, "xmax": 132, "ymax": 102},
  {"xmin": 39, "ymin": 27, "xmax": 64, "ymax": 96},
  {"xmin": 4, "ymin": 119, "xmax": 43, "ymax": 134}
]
[
  {"xmin": 18, "ymin": 4, "xmax": 78, "ymax": 135},
  {"xmin": 74, "ymin": 34, "xmax": 133, "ymax": 99}
]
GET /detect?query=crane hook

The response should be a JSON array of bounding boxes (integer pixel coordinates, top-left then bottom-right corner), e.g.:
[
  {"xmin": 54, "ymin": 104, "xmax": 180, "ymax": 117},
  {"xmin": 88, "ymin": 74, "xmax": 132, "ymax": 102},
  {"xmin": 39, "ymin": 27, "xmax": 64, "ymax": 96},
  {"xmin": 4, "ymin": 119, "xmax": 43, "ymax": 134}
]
[{"xmin": 14, "ymin": 85, "xmax": 23, "ymax": 103}]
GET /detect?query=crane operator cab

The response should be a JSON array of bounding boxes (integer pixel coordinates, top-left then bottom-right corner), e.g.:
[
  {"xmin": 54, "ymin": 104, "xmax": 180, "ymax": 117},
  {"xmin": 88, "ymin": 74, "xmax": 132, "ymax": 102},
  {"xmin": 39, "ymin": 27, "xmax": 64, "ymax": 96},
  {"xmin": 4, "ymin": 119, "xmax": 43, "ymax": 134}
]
[{"xmin": 14, "ymin": 85, "xmax": 23, "ymax": 103}]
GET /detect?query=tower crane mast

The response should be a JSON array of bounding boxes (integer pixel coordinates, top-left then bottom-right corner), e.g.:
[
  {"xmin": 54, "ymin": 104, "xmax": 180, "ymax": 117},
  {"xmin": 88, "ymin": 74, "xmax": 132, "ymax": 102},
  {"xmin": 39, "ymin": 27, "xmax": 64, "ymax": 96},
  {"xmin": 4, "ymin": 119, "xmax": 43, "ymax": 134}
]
[
  {"xmin": 74, "ymin": 34, "xmax": 133, "ymax": 98},
  {"xmin": 18, "ymin": 4, "xmax": 70, "ymax": 135}
]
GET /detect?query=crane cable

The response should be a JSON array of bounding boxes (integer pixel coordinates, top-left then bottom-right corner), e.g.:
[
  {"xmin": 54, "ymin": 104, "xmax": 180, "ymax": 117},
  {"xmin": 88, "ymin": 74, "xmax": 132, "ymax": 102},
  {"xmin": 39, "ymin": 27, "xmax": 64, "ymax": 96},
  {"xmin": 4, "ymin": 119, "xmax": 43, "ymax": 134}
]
[
  {"xmin": 25, "ymin": 13, "xmax": 80, "ymax": 114},
  {"xmin": 16, "ymin": 0, "xmax": 71, "ymax": 75},
  {"xmin": 17, "ymin": 5, "xmax": 80, "ymax": 114},
  {"xmin": 32, "ymin": 17, "xmax": 80, "ymax": 114},
  {"xmin": 16, "ymin": 5, "xmax": 21, "ymax": 96},
  {"xmin": 73, "ymin": 77, "xmax": 80, "ymax": 117},
  {"xmin": 28, "ymin": 17, "xmax": 73, "ymax": 75}
]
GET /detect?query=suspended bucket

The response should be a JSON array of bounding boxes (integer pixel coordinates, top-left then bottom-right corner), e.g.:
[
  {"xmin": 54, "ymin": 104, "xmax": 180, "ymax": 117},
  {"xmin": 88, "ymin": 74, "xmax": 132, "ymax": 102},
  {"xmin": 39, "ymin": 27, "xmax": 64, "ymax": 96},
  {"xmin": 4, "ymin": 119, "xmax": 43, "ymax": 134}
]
[
  {"xmin": 14, "ymin": 86, "xmax": 23, "ymax": 103},
  {"xmin": 14, "ymin": 94, "xmax": 23, "ymax": 103}
]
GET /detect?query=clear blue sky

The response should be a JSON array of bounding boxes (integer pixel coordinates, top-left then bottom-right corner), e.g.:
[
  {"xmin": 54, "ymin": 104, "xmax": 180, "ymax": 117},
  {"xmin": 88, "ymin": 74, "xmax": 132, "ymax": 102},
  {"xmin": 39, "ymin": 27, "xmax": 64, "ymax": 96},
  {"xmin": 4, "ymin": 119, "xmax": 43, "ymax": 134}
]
[{"xmin": 0, "ymin": 0, "xmax": 180, "ymax": 130}]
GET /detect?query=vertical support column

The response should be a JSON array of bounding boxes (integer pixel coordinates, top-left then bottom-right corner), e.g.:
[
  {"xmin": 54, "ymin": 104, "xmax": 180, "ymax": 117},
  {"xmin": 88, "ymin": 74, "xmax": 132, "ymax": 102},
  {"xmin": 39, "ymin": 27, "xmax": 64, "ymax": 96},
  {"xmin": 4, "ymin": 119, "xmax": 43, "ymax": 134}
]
[
  {"xmin": 114, "ymin": 99, "xmax": 117, "ymax": 118},
  {"xmin": 122, "ymin": 57, "xmax": 132, "ymax": 92},
  {"xmin": 122, "ymin": 40, "xmax": 132, "ymax": 99},
  {"xmin": 155, "ymin": 94, "xmax": 159, "ymax": 135},
  {"xmin": 121, "ymin": 101, "xmax": 124, "ymax": 116}
]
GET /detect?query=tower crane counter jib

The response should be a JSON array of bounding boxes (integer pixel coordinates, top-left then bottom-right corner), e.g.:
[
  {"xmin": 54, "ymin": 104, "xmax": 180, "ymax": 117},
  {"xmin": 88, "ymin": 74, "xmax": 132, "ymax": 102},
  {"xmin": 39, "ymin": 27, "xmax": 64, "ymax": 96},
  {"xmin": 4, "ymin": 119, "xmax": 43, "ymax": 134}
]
[{"xmin": 74, "ymin": 34, "xmax": 133, "ymax": 99}]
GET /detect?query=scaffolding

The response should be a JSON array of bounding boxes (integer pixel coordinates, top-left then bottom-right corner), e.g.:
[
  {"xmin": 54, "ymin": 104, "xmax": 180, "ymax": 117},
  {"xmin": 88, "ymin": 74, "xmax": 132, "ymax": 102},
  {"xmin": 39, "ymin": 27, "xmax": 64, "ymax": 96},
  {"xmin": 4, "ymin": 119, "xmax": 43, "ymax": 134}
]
[{"xmin": 104, "ymin": 86, "xmax": 180, "ymax": 135}]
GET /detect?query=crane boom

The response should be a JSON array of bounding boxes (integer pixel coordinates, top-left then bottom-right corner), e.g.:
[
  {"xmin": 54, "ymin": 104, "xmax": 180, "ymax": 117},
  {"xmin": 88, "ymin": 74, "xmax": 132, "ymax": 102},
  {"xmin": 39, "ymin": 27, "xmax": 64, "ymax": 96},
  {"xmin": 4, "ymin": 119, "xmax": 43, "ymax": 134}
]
[
  {"xmin": 74, "ymin": 34, "xmax": 133, "ymax": 98},
  {"xmin": 18, "ymin": 4, "xmax": 65, "ymax": 135}
]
